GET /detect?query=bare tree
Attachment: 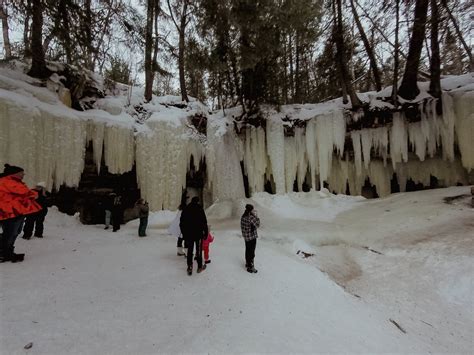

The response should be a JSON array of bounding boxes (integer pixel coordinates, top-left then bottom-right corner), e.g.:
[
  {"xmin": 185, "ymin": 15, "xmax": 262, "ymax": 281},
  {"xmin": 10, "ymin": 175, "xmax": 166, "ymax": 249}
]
[
  {"xmin": 0, "ymin": 0, "xmax": 12, "ymax": 59},
  {"xmin": 440, "ymin": 0, "xmax": 472, "ymax": 70},
  {"xmin": 398, "ymin": 0, "xmax": 429, "ymax": 100},
  {"xmin": 334, "ymin": 0, "xmax": 362, "ymax": 108},
  {"xmin": 166, "ymin": 0, "xmax": 190, "ymax": 102},
  {"xmin": 392, "ymin": 0, "xmax": 400, "ymax": 104},
  {"xmin": 145, "ymin": 0, "xmax": 159, "ymax": 102},
  {"xmin": 27, "ymin": 0, "xmax": 50, "ymax": 78},
  {"xmin": 349, "ymin": 0, "xmax": 381, "ymax": 91},
  {"xmin": 429, "ymin": 0, "xmax": 441, "ymax": 99}
]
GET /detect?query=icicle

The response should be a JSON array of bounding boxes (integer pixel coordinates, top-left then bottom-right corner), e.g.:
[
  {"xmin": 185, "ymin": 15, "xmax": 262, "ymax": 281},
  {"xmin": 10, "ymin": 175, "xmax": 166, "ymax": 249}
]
[
  {"xmin": 351, "ymin": 131, "xmax": 362, "ymax": 176},
  {"xmin": 305, "ymin": 119, "xmax": 319, "ymax": 190},
  {"xmin": 368, "ymin": 160, "xmax": 392, "ymax": 197},
  {"xmin": 103, "ymin": 124, "xmax": 135, "ymax": 174},
  {"xmin": 87, "ymin": 122, "xmax": 105, "ymax": 173},
  {"xmin": 439, "ymin": 93, "xmax": 455, "ymax": 161},
  {"xmin": 390, "ymin": 113, "xmax": 408, "ymax": 168},
  {"xmin": 372, "ymin": 127, "xmax": 389, "ymax": 165},
  {"xmin": 360, "ymin": 129, "xmax": 372, "ymax": 169},
  {"xmin": 332, "ymin": 110, "xmax": 346, "ymax": 157},
  {"xmin": 136, "ymin": 121, "xmax": 193, "ymax": 210},
  {"xmin": 314, "ymin": 110, "xmax": 346, "ymax": 188},
  {"xmin": 408, "ymin": 122, "xmax": 426, "ymax": 161},
  {"xmin": 327, "ymin": 157, "xmax": 348, "ymax": 194},
  {"xmin": 243, "ymin": 126, "xmax": 267, "ymax": 194},
  {"xmin": 284, "ymin": 136, "xmax": 297, "ymax": 193},
  {"xmin": 453, "ymin": 91, "xmax": 474, "ymax": 171},
  {"xmin": 295, "ymin": 127, "xmax": 308, "ymax": 191},
  {"xmin": 266, "ymin": 118, "xmax": 286, "ymax": 194},
  {"xmin": 0, "ymin": 97, "xmax": 87, "ymax": 191},
  {"xmin": 206, "ymin": 120, "xmax": 245, "ymax": 203}
]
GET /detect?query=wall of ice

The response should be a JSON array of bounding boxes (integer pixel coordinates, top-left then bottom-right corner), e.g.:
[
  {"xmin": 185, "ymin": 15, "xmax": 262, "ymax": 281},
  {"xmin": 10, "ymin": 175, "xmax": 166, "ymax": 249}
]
[
  {"xmin": 1, "ymin": 73, "xmax": 472, "ymax": 212},
  {"xmin": 232, "ymin": 91, "xmax": 472, "ymax": 199}
]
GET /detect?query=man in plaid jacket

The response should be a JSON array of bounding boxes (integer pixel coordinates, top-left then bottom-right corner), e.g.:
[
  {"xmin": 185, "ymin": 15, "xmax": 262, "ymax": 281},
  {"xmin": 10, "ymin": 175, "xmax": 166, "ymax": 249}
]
[{"xmin": 240, "ymin": 204, "xmax": 260, "ymax": 273}]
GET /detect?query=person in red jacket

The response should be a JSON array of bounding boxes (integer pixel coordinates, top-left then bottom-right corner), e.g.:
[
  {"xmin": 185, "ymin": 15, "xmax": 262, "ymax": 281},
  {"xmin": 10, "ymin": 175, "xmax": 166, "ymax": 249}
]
[
  {"xmin": 0, "ymin": 164, "xmax": 42, "ymax": 262},
  {"xmin": 202, "ymin": 226, "xmax": 214, "ymax": 264}
]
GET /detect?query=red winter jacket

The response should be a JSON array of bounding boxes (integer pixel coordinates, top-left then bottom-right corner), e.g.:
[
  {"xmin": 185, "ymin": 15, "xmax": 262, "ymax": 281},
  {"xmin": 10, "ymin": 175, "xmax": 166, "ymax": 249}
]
[{"xmin": 0, "ymin": 175, "xmax": 41, "ymax": 221}]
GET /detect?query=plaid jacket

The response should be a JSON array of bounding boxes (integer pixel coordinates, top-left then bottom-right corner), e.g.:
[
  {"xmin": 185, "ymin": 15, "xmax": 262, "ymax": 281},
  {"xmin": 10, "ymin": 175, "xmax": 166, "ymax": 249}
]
[{"xmin": 240, "ymin": 212, "xmax": 260, "ymax": 241}]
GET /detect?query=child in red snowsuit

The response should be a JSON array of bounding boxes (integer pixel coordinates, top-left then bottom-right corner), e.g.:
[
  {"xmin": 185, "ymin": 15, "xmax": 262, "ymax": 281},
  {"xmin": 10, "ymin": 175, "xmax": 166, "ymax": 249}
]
[{"xmin": 202, "ymin": 227, "xmax": 214, "ymax": 264}]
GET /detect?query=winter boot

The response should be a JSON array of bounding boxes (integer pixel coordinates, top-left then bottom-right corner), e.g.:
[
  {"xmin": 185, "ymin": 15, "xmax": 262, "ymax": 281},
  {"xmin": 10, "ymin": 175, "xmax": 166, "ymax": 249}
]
[
  {"xmin": 247, "ymin": 266, "xmax": 258, "ymax": 273},
  {"xmin": 205, "ymin": 260, "xmax": 211, "ymax": 264},
  {"xmin": 187, "ymin": 267, "xmax": 192, "ymax": 276},
  {"xmin": 22, "ymin": 234, "xmax": 31, "ymax": 240},
  {"xmin": 0, "ymin": 250, "xmax": 10, "ymax": 263},
  {"xmin": 11, "ymin": 253, "xmax": 25, "ymax": 263},
  {"xmin": 197, "ymin": 264, "xmax": 207, "ymax": 273}
]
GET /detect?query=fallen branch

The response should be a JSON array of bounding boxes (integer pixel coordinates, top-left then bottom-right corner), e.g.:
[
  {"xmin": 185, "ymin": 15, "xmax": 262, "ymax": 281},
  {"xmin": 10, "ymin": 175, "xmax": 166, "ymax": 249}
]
[
  {"xmin": 389, "ymin": 319, "xmax": 407, "ymax": 333},
  {"xmin": 421, "ymin": 320, "xmax": 433, "ymax": 327},
  {"xmin": 363, "ymin": 246, "xmax": 383, "ymax": 255},
  {"xmin": 296, "ymin": 250, "xmax": 314, "ymax": 258}
]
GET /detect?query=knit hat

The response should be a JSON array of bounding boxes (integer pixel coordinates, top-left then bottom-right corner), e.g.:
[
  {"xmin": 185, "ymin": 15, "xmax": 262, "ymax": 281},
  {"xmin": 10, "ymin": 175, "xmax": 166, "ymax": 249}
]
[
  {"xmin": 245, "ymin": 204, "xmax": 254, "ymax": 212},
  {"xmin": 3, "ymin": 163, "xmax": 24, "ymax": 176}
]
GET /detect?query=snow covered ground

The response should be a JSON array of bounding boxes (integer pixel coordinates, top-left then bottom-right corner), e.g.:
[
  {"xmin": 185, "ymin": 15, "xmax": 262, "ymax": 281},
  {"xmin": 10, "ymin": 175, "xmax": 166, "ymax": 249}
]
[{"xmin": 1, "ymin": 186, "xmax": 473, "ymax": 354}]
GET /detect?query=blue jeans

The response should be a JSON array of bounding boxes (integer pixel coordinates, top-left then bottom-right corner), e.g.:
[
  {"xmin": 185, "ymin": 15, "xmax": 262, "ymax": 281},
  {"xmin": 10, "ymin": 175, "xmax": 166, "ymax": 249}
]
[
  {"xmin": 105, "ymin": 210, "xmax": 111, "ymax": 228},
  {"xmin": 0, "ymin": 216, "xmax": 25, "ymax": 255}
]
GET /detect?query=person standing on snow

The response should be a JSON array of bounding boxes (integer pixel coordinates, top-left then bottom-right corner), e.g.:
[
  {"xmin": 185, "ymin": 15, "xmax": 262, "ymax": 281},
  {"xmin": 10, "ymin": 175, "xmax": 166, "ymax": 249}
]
[
  {"xmin": 22, "ymin": 182, "xmax": 50, "ymax": 239},
  {"xmin": 135, "ymin": 198, "xmax": 149, "ymax": 237},
  {"xmin": 103, "ymin": 193, "xmax": 113, "ymax": 230},
  {"xmin": 111, "ymin": 193, "xmax": 123, "ymax": 232},
  {"xmin": 202, "ymin": 225, "xmax": 214, "ymax": 264},
  {"xmin": 167, "ymin": 204, "xmax": 186, "ymax": 256},
  {"xmin": 240, "ymin": 204, "xmax": 260, "ymax": 273},
  {"xmin": 180, "ymin": 196, "xmax": 208, "ymax": 275},
  {"xmin": 0, "ymin": 164, "xmax": 42, "ymax": 262}
]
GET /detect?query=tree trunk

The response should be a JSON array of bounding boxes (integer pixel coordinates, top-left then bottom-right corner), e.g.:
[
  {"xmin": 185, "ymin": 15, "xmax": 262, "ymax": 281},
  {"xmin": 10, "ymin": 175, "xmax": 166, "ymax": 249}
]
[
  {"xmin": 349, "ymin": 0, "xmax": 381, "ymax": 91},
  {"xmin": 144, "ymin": 0, "xmax": 154, "ymax": 102},
  {"xmin": 23, "ymin": 0, "xmax": 32, "ymax": 57},
  {"xmin": 0, "ymin": 0, "xmax": 12, "ymax": 59},
  {"xmin": 392, "ymin": 0, "xmax": 400, "ymax": 105},
  {"xmin": 440, "ymin": 0, "xmax": 472, "ymax": 70},
  {"xmin": 178, "ymin": 0, "xmax": 189, "ymax": 102},
  {"xmin": 294, "ymin": 31, "xmax": 301, "ymax": 103},
  {"xmin": 334, "ymin": 0, "xmax": 361, "ymax": 108},
  {"xmin": 58, "ymin": 0, "xmax": 72, "ymax": 64},
  {"xmin": 84, "ymin": 0, "xmax": 93, "ymax": 70},
  {"xmin": 27, "ymin": 0, "xmax": 49, "ymax": 78},
  {"xmin": 288, "ymin": 35, "xmax": 294, "ymax": 102},
  {"xmin": 429, "ymin": 0, "xmax": 441, "ymax": 99},
  {"xmin": 398, "ymin": 0, "xmax": 429, "ymax": 100}
]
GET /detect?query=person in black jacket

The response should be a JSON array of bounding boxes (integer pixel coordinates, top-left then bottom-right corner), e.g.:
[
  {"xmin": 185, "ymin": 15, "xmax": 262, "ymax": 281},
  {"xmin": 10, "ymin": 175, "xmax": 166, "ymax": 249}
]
[
  {"xmin": 180, "ymin": 196, "xmax": 208, "ymax": 275},
  {"xmin": 109, "ymin": 193, "xmax": 123, "ymax": 232},
  {"xmin": 22, "ymin": 182, "xmax": 50, "ymax": 239}
]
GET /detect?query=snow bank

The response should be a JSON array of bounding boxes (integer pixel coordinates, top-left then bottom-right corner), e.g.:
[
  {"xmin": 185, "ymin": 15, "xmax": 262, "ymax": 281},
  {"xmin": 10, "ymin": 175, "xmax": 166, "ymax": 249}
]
[{"xmin": 252, "ymin": 189, "xmax": 364, "ymax": 222}]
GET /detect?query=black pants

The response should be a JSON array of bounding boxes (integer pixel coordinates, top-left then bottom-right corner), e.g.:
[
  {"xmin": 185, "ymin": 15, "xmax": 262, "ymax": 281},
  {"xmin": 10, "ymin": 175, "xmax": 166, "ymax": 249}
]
[
  {"xmin": 23, "ymin": 210, "xmax": 47, "ymax": 238},
  {"xmin": 245, "ymin": 239, "xmax": 257, "ymax": 267},
  {"xmin": 0, "ymin": 216, "xmax": 25, "ymax": 256},
  {"xmin": 186, "ymin": 239, "xmax": 202, "ymax": 268},
  {"xmin": 112, "ymin": 208, "xmax": 122, "ymax": 231},
  {"xmin": 177, "ymin": 237, "xmax": 184, "ymax": 247}
]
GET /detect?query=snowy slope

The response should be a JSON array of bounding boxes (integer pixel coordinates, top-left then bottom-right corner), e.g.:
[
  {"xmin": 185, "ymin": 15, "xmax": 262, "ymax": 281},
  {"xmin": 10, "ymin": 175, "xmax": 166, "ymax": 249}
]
[{"xmin": 1, "ymin": 186, "xmax": 472, "ymax": 354}]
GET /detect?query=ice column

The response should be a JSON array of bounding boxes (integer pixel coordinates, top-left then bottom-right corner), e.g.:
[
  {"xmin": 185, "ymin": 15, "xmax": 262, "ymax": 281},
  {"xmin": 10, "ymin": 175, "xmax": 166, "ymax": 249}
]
[
  {"xmin": 453, "ymin": 91, "xmax": 474, "ymax": 171},
  {"xmin": 266, "ymin": 118, "xmax": 286, "ymax": 194}
]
